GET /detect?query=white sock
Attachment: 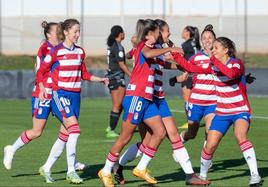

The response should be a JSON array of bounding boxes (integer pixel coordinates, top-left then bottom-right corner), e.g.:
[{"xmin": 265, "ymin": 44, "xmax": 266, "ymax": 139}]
[
  {"xmin": 240, "ymin": 141, "xmax": 259, "ymax": 176},
  {"xmin": 173, "ymin": 147, "xmax": 194, "ymax": 174},
  {"xmin": 12, "ymin": 137, "xmax": 25, "ymax": 152},
  {"xmin": 200, "ymin": 148, "xmax": 213, "ymax": 179},
  {"xmin": 103, "ymin": 152, "xmax": 118, "ymax": 174},
  {"xmin": 136, "ymin": 154, "xmax": 152, "ymax": 170},
  {"xmin": 119, "ymin": 143, "xmax": 141, "ymax": 166},
  {"xmin": 43, "ymin": 138, "xmax": 66, "ymax": 172},
  {"xmin": 66, "ymin": 133, "xmax": 79, "ymax": 174}
]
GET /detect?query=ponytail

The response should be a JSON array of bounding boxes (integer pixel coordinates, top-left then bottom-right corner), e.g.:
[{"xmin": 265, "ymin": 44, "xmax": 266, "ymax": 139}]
[
  {"xmin": 107, "ymin": 25, "xmax": 124, "ymax": 47},
  {"xmin": 193, "ymin": 27, "xmax": 201, "ymax": 50},
  {"xmin": 41, "ymin": 20, "xmax": 58, "ymax": 40}
]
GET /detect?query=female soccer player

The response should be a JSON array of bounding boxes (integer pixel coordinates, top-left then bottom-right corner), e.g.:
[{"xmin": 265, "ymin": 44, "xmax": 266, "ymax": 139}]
[
  {"xmin": 169, "ymin": 26, "xmax": 201, "ymax": 123},
  {"xmin": 3, "ymin": 21, "xmax": 87, "ymax": 183},
  {"xmin": 179, "ymin": 25, "xmax": 217, "ymax": 144},
  {"xmin": 198, "ymin": 37, "xmax": 262, "ymax": 186},
  {"xmin": 106, "ymin": 25, "xmax": 131, "ymax": 138},
  {"xmin": 36, "ymin": 19, "xmax": 108, "ymax": 184},
  {"xmin": 113, "ymin": 19, "xmax": 211, "ymax": 186},
  {"xmin": 98, "ymin": 19, "xmax": 181, "ymax": 187}
]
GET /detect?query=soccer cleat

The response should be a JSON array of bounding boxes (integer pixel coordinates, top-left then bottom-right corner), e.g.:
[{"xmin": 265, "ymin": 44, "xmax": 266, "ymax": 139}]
[
  {"xmin": 3, "ymin": 145, "xmax": 15, "ymax": 170},
  {"xmin": 98, "ymin": 169, "xmax": 114, "ymax": 187},
  {"xmin": 186, "ymin": 174, "xmax": 211, "ymax": 185},
  {"xmin": 178, "ymin": 122, "xmax": 189, "ymax": 129},
  {"xmin": 39, "ymin": 166, "xmax": 55, "ymax": 183},
  {"xmin": 113, "ymin": 164, "xmax": 125, "ymax": 185},
  {"xmin": 249, "ymin": 174, "xmax": 263, "ymax": 187},
  {"xmin": 132, "ymin": 167, "xmax": 157, "ymax": 184},
  {"xmin": 66, "ymin": 171, "xmax": 83, "ymax": 184},
  {"xmin": 106, "ymin": 127, "xmax": 119, "ymax": 138},
  {"xmin": 75, "ymin": 161, "xmax": 88, "ymax": 171}
]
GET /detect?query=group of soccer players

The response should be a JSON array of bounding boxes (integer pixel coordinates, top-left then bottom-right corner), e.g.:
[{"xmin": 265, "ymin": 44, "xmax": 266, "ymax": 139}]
[{"xmin": 3, "ymin": 18, "xmax": 263, "ymax": 187}]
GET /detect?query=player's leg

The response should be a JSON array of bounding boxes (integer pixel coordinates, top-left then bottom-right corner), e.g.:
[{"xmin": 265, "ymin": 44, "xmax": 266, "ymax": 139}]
[
  {"xmin": 52, "ymin": 91, "xmax": 82, "ymax": 184},
  {"xmin": 133, "ymin": 107, "xmax": 166, "ymax": 185},
  {"xmin": 199, "ymin": 115, "xmax": 229, "ymax": 180},
  {"xmin": 233, "ymin": 114, "xmax": 262, "ymax": 186},
  {"xmin": 99, "ymin": 96, "xmax": 144, "ymax": 187},
  {"xmin": 99, "ymin": 120, "xmax": 137, "ymax": 187},
  {"xmin": 107, "ymin": 86, "xmax": 125, "ymax": 138},
  {"xmin": 114, "ymin": 124, "xmax": 150, "ymax": 185},
  {"xmin": 3, "ymin": 98, "xmax": 49, "ymax": 170}
]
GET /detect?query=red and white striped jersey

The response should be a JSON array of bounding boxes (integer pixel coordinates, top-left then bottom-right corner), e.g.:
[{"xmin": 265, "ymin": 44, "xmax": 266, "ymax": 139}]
[
  {"xmin": 211, "ymin": 56, "xmax": 251, "ymax": 115},
  {"xmin": 36, "ymin": 43, "xmax": 92, "ymax": 93},
  {"xmin": 126, "ymin": 40, "xmax": 156, "ymax": 101},
  {"xmin": 32, "ymin": 41, "xmax": 54, "ymax": 99},
  {"xmin": 188, "ymin": 52, "xmax": 217, "ymax": 105}
]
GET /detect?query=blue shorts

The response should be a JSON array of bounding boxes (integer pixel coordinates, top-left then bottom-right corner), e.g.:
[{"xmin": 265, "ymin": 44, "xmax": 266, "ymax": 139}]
[
  {"xmin": 153, "ymin": 97, "xmax": 172, "ymax": 118},
  {"xmin": 122, "ymin": 96, "xmax": 160, "ymax": 125},
  {"xmin": 187, "ymin": 103, "xmax": 216, "ymax": 122},
  {"xmin": 209, "ymin": 112, "xmax": 251, "ymax": 135},
  {"xmin": 31, "ymin": 97, "xmax": 51, "ymax": 119},
  {"xmin": 51, "ymin": 90, "xmax": 81, "ymax": 123}
]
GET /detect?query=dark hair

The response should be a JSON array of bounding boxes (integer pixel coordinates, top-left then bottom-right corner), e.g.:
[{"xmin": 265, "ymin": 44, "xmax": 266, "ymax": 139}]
[
  {"xmin": 136, "ymin": 19, "xmax": 145, "ymax": 44},
  {"xmin": 201, "ymin": 24, "xmax": 216, "ymax": 39},
  {"xmin": 41, "ymin": 21, "xmax": 58, "ymax": 40},
  {"xmin": 59, "ymin": 19, "xmax": 80, "ymax": 40},
  {"xmin": 185, "ymin": 26, "xmax": 201, "ymax": 50},
  {"xmin": 140, "ymin": 19, "xmax": 159, "ymax": 41},
  {"xmin": 155, "ymin": 19, "xmax": 168, "ymax": 45},
  {"xmin": 215, "ymin": 37, "xmax": 237, "ymax": 58},
  {"xmin": 107, "ymin": 25, "xmax": 124, "ymax": 47}
]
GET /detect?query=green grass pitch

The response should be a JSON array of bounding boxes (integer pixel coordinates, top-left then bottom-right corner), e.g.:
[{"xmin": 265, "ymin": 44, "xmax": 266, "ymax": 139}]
[{"xmin": 0, "ymin": 97, "xmax": 267, "ymax": 186}]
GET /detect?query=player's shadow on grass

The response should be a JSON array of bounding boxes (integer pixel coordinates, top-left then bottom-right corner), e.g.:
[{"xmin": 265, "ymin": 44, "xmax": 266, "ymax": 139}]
[
  {"xmin": 12, "ymin": 172, "xmax": 40, "ymax": 178},
  {"xmin": 79, "ymin": 163, "xmax": 106, "ymax": 181}
]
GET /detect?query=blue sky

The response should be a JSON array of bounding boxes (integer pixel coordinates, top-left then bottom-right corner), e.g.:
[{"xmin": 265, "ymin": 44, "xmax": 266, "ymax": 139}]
[{"xmin": 2, "ymin": 0, "xmax": 268, "ymax": 17}]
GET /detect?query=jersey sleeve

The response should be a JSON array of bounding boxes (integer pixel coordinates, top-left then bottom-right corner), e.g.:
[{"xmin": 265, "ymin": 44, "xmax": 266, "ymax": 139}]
[
  {"xmin": 113, "ymin": 44, "xmax": 125, "ymax": 62},
  {"xmin": 172, "ymin": 52, "xmax": 212, "ymax": 74},
  {"xmin": 81, "ymin": 62, "xmax": 92, "ymax": 81},
  {"xmin": 211, "ymin": 56, "xmax": 243, "ymax": 79},
  {"xmin": 36, "ymin": 51, "xmax": 56, "ymax": 84},
  {"xmin": 127, "ymin": 48, "xmax": 136, "ymax": 59},
  {"xmin": 35, "ymin": 44, "xmax": 46, "ymax": 73}
]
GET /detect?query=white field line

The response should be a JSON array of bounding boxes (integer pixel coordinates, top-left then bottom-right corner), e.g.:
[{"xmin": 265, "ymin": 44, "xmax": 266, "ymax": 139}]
[{"xmin": 170, "ymin": 109, "xmax": 268, "ymax": 120}]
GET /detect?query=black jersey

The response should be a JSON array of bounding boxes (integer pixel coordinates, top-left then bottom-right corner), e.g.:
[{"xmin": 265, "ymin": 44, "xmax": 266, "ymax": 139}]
[
  {"xmin": 107, "ymin": 41, "xmax": 126, "ymax": 72},
  {"xmin": 182, "ymin": 39, "xmax": 198, "ymax": 60}
]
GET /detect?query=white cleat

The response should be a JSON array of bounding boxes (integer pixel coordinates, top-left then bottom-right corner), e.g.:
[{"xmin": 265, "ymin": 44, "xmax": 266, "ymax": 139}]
[
  {"xmin": 249, "ymin": 174, "xmax": 263, "ymax": 187},
  {"xmin": 3, "ymin": 145, "xmax": 15, "ymax": 170},
  {"xmin": 74, "ymin": 162, "xmax": 88, "ymax": 171}
]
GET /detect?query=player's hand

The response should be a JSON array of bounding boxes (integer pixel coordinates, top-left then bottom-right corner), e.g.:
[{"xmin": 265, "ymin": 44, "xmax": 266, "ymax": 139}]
[
  {"xmin": 169, "ymin": 76, "xmax": 177, "ymax": 87},
  {"xmin": 245, "ymin": 73, "xmax": 256, "ymax": 84},
  {"xmin": 38, "ymin": 84, "xmax": 47, "ymax": 101},
  {"xmin": 101, "ymin": 77, "xmax": 109, "ymax": 86},
  {"xmin": 164, "ymin": 53, "xmax": 174, "ymax": 61},
  {"xmin": 170, "ymin": 47, "xmax": 183, "ymax": 54}
]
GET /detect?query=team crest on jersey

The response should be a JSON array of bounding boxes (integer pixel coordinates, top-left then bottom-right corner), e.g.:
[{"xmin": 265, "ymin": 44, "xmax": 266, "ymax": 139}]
[
  {"xmin": 38, "ymin": 108, "xmax": 43, "ymax": 115},
  {"xmin": 188, "ymin": 110, "xmax": 192, "ymax": 117},
  {"xmin": 227, "ymin": 64, "xmax": 233, "ymax": 68},
  {"xmin": 134, "ymin": 112, "xmax": 139, "ymax": 120},
  {"xmin": 65, "ymin": 106, "xmax": 70, "ymax": 114},
  {"xmin": 119, "ymin": 51, "xmax": 124, "ymax": 58},
  {"xmin": 44, "ymin": 54, "xmax": 52, "ymax": 63}
]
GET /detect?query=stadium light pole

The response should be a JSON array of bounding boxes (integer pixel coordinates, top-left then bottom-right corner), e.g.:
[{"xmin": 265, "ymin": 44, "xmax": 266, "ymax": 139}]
[
  {"xmin": 120, "ymin": 0, "xmax": 124, "ymax": 28},
  {"xmin": 218, "ymin": 0, "xmax": 223, "ymax": 35}
]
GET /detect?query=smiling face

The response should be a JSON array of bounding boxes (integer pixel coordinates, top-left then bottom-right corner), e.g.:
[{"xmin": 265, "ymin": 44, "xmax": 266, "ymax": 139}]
[
  {"xmin": 64, "ymin": 23, "xmax": 80, "ymax": 44},
  {"xmin": 212, "ymin": 40, "xmax": 229, "ymax": 60},
  {"xmin": 201, "ymin": 31, "xmax": 215, "ymax": 51}
]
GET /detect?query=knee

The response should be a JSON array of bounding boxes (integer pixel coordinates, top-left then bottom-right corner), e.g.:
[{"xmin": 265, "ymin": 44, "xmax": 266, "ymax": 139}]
[
  {"xmin": 204, "ymin": 142, "xmax": 217, "ymax": 154},
  {"xmin": 157, "ymin": 128, "xmax": 167, "ymax": 140},
  {"xmin": 30, "ymin": 129, "xmax": 43, "ymax": 139}
]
